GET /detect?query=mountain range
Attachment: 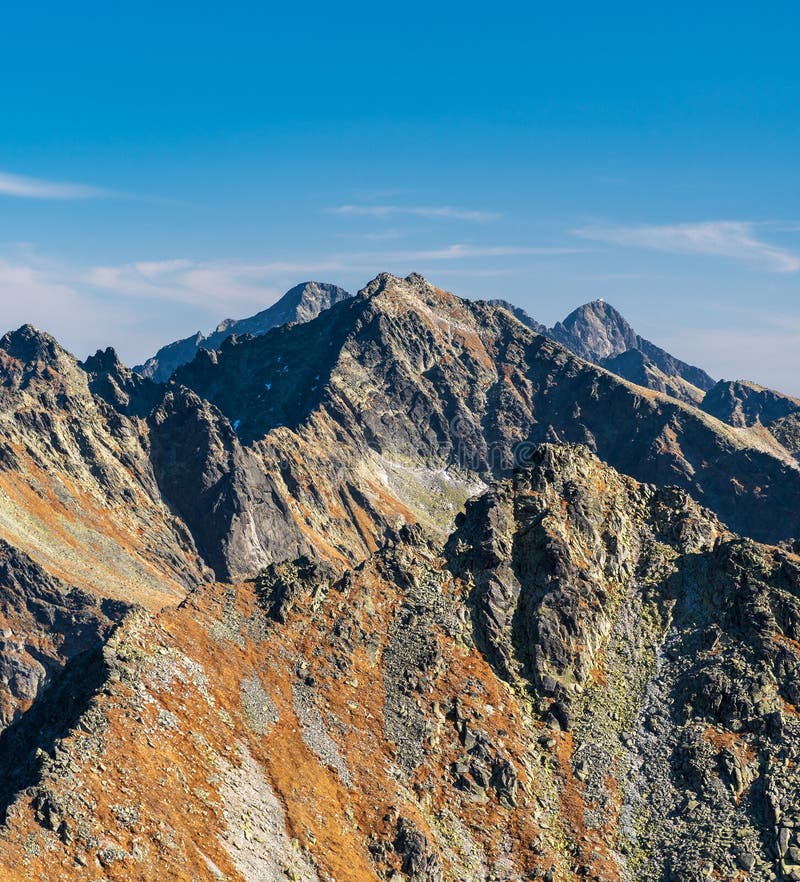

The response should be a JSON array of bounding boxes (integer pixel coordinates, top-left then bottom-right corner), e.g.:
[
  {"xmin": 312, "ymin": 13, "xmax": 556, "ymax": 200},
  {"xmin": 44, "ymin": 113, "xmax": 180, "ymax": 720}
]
[{"xmin": 0, "ymin": 273, "xmax": 799, "ymax": 881}]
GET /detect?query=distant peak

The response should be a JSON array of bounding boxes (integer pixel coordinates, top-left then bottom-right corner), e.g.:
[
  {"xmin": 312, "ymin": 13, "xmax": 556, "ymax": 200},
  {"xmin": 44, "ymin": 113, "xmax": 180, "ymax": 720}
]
[
  {"xmin": 0, "ymin": 323, "xmax": 66, "ymax": 364},
  {"xmin": 566, "ymin": 299, "xmax": 629, "ymax": 324},
  {"xmin": 81, "ymin": 346, "xmax": 124, "ymax": 374}
]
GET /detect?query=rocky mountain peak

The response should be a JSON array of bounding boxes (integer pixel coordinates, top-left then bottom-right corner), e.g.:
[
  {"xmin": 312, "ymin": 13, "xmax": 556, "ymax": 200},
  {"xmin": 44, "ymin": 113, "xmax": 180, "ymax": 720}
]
[
  {"xmin": 80, "ymin": 346, "xmax": 123, "ymax": 374},
  {"xmin": 551, "ymin": 299, "xmax": 638, "ymax": 361},
  {"xmin": 0, "ymin": 324, "xmax": 68, "ymax": 369}
]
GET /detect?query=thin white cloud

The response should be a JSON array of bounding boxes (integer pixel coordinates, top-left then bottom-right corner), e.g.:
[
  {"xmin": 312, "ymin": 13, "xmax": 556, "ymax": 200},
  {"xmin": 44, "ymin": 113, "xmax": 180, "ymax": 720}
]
[
  {"xmin": 84, "ymin": 246, "xmax": 558, "ymax": 308},
  {"xmin": 84, "ymin": 259, "xmax": 348, "ymax": 311},
  {"xmin": 331, "ymin": 204, "xmax": 501, "ymax": 222},
  {"xmin": 574, "ymin": 220, "xmax": 800, "ymax": 273},
  {"xmin": 0, "ymin": 171, "xmax": 112, "ymax": 200},
  {"xmin": 370, "ymin": 244, "xmax": 587, "ymax": 261}
]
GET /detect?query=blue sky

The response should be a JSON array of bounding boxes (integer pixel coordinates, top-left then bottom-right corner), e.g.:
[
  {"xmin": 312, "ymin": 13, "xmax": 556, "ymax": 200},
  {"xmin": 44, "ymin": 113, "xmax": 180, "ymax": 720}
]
[{"xmin": 1, "ymin": 1, "xmax": 799, "ymax": 391}]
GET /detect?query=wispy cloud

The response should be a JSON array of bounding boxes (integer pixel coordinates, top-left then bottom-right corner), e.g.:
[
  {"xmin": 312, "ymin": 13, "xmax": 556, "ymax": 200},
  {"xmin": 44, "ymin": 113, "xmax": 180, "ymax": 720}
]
[
  {"xmin": 85, "ymin": 244, "xmax": 571, "ymax": 306},
  {"xmin": 573, "ymin": 220, "xmax": 800, "ymax": 273},
  {"xmin": 331, "ymin": 204, "xmax": 501, "ymax": 222},
  {"xmin": 370, "ymin": 244, "xmax": 587, "ymax": 261},
  {"xmin": 84, "ymin": 258, "xmax": 350, "ymax": 311},
  {"xmin": 0, "ymin": 171, "xmax": 112, "ymax": 200}
]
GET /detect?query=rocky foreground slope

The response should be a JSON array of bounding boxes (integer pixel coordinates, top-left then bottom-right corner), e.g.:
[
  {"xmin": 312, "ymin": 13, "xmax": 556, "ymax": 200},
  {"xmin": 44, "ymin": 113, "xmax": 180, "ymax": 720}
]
[{"xmin": 0, "ymin": 445, "xmax": 799, "ymax": 882}]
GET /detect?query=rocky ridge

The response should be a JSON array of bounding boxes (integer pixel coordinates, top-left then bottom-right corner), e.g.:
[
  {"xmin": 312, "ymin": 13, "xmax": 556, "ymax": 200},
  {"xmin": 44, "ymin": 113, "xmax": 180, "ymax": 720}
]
[
  {"xmin": 0, "ymin": 325, "xmax": 207, "ymax": 606},
  {"xmin": 165, "ymin": 273, "xmax": 800, "ymax": 580},
  {"xmin": 0, "ymin": 274, "xmax": 799, "ymax": 881},
  {"xmin": 700, "ymin": 379, "xmax": 800, "ymax": 428}
]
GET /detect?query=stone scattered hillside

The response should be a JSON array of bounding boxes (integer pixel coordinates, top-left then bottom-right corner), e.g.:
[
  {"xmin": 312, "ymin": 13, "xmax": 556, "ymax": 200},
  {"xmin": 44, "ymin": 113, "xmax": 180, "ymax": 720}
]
[{"xmin": 0, "ymin": 446, "xmax": 798, "ymax": 882}]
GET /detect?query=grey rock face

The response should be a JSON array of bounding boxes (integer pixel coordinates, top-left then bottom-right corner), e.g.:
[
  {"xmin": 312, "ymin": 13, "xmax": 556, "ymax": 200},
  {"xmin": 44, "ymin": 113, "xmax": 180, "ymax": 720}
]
[
  {"xmin": 0, "ymin": 540, "xmax": 123, "ymax": 731},
  {"xmin": 148, "ymin": 386, "xmax": 312, "ymax": 581},
  {"xmin": 448, "ymin": 443, "xmax": 800, "ymax": 881},
  {"xmin": 771, "ymin": 411, "xmax": 800, "ymax": 460}
]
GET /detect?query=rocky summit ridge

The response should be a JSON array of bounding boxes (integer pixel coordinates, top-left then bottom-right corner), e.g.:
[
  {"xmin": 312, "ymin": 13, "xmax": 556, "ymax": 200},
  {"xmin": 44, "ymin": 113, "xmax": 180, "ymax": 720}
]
[{"xmin": 0, "ymin": 273, "xmax": 798, "ymax": 881}]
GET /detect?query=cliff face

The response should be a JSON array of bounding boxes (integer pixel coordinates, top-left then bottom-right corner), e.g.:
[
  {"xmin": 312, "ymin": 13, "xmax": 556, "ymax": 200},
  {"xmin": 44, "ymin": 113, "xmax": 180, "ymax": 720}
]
[{"xmin": 0, "ymin": 445, "xmax": 798, "ymax": 882}]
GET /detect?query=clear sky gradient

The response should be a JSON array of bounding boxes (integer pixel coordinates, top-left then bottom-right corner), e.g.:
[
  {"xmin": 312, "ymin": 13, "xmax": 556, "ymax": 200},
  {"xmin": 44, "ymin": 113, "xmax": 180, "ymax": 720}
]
[{"xmin": 1, "ymin": 1, "xmax": 799, "ymax": 391}]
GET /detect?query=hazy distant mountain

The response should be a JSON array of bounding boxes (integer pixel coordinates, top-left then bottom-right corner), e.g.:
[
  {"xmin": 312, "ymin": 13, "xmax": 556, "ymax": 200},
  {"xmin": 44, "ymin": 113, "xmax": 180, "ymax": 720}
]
[
  {"xmin": 134, "ymin": 280, "xmax": 351, "ymax": 382},
  {"xmin": 700, "ymin": 378, "xmax": 800, "ymax": 427},
  {"xmin": 493, "ymin": 297, "xmax": 716, "ymax": 404}
]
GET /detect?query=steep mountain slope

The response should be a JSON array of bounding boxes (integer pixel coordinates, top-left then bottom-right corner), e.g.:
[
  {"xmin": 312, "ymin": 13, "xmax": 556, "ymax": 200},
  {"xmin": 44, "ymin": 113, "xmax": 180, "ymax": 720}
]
[
  {"xmin": 164, "ymin": 273, "xmax": 800, "ymax": 582},
  {"xmin": 1, "ymin": 445, "xmax": 799, "ymax": 882},
  {"xmin": 599, "ymin": 348, "xmax": 709, "ymax": 405},
  {"xmin": 770, "ymin": 412, "xmax": 800, "ymax": 462},
  {"xmin": 0, "ymin": 326, "xmax": 206, "ymax": 607},
  {"xmin": 700, "ymin": 379, "xmax": 800, "ymax": 428},
  {"xmin": 135, "ymin": 282, "xmax": 351, "ymax": 382},
  {"xmin": 494, "ymin": 298, "xmax": 715, "ymax": 405}
]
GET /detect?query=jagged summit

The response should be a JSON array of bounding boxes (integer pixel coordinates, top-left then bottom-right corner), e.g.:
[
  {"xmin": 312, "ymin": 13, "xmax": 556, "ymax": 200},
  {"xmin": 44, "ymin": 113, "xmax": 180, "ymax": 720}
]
[
  {"xmin": 0, "ymin": 323, "xmax": 67, "ymax": 366},
  {"xmin": 134, "ymin": 280, "xmax": 351, "ymax": 382},
  {"xmin": 80, "ymin": 345, "xmax": 124, "ymax": 374},
  {"xmin": 551, "ymin": 298, "xmax": 639, "ymax": 361}
]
